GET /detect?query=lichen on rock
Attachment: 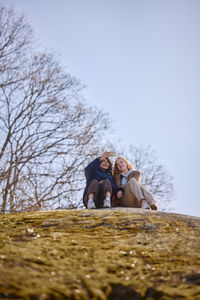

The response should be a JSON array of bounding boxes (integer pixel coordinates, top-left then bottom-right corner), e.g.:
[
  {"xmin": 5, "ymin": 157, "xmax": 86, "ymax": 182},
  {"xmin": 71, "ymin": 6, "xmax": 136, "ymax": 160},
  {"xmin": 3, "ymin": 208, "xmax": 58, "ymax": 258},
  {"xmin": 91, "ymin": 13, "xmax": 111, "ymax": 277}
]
[{"xmin": 0, "ymin": 208, "xmax": 200, "ymax": 299}]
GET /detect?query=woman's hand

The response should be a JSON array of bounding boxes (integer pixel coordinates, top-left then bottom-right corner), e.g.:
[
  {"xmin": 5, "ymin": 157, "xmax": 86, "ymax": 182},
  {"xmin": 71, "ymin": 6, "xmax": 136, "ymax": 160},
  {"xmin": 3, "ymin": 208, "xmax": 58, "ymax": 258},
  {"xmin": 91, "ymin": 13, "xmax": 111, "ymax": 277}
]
[
  {"xmin": 117, "ymin": 191, "xmax": 123, "ymax": 199},
  {"xmin": 100, "ymin": 151, "xmax": 115, "ymax": 161}
]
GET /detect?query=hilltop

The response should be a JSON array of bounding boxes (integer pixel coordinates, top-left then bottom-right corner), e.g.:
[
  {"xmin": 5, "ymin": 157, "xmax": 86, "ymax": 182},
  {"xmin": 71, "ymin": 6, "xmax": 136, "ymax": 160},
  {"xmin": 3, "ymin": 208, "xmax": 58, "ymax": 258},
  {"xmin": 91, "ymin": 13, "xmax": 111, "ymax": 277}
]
[{"xmin": 0, "ymin": 208, "xmax": 200, "ymax": 299}]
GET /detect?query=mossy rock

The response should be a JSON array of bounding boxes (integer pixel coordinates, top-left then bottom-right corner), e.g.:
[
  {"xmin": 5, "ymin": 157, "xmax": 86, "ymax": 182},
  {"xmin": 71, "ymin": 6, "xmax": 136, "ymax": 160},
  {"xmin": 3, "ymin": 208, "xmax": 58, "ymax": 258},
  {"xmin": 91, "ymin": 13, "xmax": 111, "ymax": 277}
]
[{"xmin": 0, "ymin": 208, "xmax": 200, "ymax": 299}]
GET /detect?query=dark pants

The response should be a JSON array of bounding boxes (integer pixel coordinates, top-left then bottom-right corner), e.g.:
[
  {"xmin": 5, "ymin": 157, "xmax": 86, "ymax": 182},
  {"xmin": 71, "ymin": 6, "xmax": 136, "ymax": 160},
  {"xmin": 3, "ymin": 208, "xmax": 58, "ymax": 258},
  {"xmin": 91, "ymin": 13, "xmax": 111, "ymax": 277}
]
[{"xmin": 84, "ymin": 179, "xmax": 112, "ymax": 208}]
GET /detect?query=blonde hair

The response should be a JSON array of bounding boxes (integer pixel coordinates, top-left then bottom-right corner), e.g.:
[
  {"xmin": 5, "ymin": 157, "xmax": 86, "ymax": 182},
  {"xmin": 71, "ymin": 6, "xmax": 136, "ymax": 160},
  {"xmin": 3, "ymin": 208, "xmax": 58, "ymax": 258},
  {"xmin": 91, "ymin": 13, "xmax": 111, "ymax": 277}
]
[{"xmin": 113, "ymin": 156, "xmax": 135, "ymax": 175}]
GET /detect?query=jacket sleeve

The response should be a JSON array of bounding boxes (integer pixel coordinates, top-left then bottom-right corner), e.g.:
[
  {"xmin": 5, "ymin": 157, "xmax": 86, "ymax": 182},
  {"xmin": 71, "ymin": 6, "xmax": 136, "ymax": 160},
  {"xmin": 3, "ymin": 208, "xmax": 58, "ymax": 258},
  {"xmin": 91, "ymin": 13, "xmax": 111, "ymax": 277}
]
[
  {"xmin": 84, "ymin": 157, "xmax": 101, "ymax": 184},
  {"xmin": 131, "ymin": 170, "xmax": 142, "ymax": 184}
]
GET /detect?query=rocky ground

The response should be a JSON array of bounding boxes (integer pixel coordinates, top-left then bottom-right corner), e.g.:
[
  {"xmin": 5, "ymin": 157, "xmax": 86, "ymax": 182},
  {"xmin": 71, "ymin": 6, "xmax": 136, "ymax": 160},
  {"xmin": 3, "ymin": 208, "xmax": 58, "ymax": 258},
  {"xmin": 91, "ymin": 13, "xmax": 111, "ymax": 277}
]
[{"xmin": 0, "ymin": 208, "xmax": 200, "ymax": 299}]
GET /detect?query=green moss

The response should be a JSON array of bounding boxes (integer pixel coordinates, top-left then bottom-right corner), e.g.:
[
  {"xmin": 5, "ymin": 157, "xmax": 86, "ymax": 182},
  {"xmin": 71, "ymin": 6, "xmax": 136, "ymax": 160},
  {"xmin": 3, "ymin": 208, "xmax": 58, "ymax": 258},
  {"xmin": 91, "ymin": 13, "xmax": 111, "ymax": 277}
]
[{"xmin": 0, "ymin": 208, "xmax": 200, "ymax": 299}]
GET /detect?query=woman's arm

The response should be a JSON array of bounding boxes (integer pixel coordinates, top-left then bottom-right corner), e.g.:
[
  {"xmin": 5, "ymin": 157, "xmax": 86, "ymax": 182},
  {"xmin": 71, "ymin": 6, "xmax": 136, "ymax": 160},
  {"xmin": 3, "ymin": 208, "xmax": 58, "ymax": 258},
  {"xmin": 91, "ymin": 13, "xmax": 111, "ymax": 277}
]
[
  {"xmin": 84, "ymin": 151, "xmax": 115, "ymax": 183},
  {"xmin": 130, "ymin": 170, "xmax": 142, "ymax": 184},
  {"xmin": 84, "ymin": 157, "xmax": 101, "ymax": 183},
  {"xmin": 100, "ymin": 151, "xmax": 115, "ymax": 161}
]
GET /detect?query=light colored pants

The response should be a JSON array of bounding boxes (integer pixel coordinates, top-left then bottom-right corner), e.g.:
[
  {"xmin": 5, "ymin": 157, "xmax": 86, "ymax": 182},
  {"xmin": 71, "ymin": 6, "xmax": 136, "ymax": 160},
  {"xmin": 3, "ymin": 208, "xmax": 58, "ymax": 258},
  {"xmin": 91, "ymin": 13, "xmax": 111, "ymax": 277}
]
[{"xmin": 122, "ymin": 178, "xmax": 157, "ymax": 208}]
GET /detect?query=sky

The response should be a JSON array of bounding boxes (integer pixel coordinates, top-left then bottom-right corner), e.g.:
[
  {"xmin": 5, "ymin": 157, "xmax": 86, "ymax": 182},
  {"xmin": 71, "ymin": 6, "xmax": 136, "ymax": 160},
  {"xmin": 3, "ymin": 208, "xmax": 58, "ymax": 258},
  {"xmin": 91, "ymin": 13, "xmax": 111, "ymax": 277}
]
[{"xmin": 1, "ymin": 0, "xmax": 200, "ymax": 217}]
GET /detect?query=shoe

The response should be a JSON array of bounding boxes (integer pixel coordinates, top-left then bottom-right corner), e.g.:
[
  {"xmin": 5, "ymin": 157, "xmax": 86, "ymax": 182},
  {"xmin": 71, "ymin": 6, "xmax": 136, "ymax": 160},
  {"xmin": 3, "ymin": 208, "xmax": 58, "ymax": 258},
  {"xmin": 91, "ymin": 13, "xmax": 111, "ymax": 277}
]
[
  {"xmin": 141, "ymin": 200, "xmax": 150, "ymax": 209},
  {"xmin": 150, "ymin": 203, "xmax": 158, "ymax": 210},
  {"xmin": 87, "ymin": 199, "xmax": 96, "ymax": 209},
  {"xmin": 103, "ymin": 198, "xmax": 111, "ymax": 208}
]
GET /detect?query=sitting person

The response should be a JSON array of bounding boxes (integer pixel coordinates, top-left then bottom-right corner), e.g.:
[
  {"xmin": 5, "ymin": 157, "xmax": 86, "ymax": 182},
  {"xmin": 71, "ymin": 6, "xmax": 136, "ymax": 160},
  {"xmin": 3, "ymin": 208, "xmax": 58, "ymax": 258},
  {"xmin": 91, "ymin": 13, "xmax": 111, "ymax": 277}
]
[
  {"xmin": 112, "ymin": 156, "xmax": 158, "ymax": 210},
  {"xmin": 83, "ymin": 151, "xmax": 117, "ymax": 209}
]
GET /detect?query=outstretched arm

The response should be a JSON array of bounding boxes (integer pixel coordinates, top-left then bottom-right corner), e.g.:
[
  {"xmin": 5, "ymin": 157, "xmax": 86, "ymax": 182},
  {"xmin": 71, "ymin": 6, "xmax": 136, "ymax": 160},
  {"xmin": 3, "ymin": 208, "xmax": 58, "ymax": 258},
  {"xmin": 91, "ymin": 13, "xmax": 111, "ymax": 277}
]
[{"xmin": 100, "ymin": 151, "xmax": 115, "ymax": 161}]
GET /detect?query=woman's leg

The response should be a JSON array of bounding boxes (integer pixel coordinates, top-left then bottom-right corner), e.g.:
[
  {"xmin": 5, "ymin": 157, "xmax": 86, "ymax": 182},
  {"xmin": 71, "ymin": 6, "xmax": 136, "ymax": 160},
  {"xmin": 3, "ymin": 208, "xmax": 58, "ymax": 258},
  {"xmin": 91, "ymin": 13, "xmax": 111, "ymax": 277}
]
[
  {"xmin": 95, "ymin": 179, "xmax": 112, "ymax": 208},
  {"xmin": 102, "ymin": 179, "xmax": 112, "ymax": 208},
  {"xmin": 123, "ymin": 178, "xmax": 149, "ymax": 208},
  {"xmin": 141, "ymin": 185, "xmax": 158, "ymax": 210},
  {"xmin": 123, "ymin": 182, "xmax": 141, "ymax": 207},
  {"xmin": 85, "ymin": 179, "xmax": 99, "ymax": 208}
]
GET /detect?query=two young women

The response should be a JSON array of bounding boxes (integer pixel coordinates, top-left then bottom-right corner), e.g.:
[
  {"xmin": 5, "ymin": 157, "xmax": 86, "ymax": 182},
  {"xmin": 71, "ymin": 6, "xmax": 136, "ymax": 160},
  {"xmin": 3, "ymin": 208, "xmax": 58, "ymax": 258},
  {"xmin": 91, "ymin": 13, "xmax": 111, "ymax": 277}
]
[{"xmin": 83, "ymin": 152, "xmax": 158, "ymax": 210}]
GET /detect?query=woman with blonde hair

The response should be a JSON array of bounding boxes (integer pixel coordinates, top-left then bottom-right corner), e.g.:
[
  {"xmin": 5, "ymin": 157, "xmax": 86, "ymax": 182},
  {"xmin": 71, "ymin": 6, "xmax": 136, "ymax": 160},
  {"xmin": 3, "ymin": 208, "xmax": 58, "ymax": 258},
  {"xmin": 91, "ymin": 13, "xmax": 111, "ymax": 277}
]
[{"xmin": 112, "ymin": 156, "xmax": 158, "ymax": 210}]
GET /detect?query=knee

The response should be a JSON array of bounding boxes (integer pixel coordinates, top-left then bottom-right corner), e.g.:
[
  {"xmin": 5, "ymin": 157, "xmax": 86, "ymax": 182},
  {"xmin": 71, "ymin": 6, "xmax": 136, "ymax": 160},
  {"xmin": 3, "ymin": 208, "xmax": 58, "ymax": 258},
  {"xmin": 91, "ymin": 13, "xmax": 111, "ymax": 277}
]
[
  {"xmin": 89, "ymin": 179, "xmax": 98, "ymax": 186},
  {"xmin": 100, "ymin": 179, "xmax": 112, "ymax": 194},
  {"xmin": 91, "ymin": 179, "xmax": 98, "ymax": 184},
  {"xmin": 100, "ymin": 179, "xmax": 111, "ymax": 185},
  {"xmin": 127, "ymin": 177, "xmax": 137, "ymax": 185},
  {"xmin": 104, "ymin": 179, "xmax": 112, "ymax": 188},
  {"xmin": 104, "ymin": 179, "xmax": 111, "ymax": 185}
]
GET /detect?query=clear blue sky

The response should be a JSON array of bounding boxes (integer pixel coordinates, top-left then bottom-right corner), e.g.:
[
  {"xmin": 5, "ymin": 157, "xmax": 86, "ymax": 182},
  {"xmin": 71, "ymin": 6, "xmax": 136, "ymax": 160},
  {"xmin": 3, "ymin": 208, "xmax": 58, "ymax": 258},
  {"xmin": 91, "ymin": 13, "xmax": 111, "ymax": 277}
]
[{"xmin": 2, "ymin": 0, "xmax": 200, "ymax": 216}]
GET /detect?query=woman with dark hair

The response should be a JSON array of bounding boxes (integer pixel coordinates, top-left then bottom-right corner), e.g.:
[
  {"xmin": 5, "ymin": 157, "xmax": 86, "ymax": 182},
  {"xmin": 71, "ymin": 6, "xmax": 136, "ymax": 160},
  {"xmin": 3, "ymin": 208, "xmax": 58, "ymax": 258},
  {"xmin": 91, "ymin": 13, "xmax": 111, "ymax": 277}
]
[
  {"xmin": 83, "ymin": 151, "xmax": 117, "ymax": 209},
  {"xmin": 112, "ymin": 156, "xmax": 158, "ymax": 210}
]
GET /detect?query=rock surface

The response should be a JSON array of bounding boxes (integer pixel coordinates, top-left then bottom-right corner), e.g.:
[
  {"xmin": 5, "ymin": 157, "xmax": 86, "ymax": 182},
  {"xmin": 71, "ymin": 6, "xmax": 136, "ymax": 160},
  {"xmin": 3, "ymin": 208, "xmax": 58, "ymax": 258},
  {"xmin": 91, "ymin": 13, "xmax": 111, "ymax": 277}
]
[{"xmin": 0, "ymin": 208, "xmax": 200, "ymax": 299}]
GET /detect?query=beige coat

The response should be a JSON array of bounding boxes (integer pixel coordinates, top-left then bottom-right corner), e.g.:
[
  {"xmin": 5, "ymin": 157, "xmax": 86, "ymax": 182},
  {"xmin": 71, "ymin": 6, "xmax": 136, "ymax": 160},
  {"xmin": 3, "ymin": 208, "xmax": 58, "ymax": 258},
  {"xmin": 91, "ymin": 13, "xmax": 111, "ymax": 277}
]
[
  {"xmin": 114, "ymin": 170, "xmax": 142, "ymax": 188},
  {"xmin": 112, "ymin": 170, "xmax": 141, "ymax": 207},
  {"xmin": 112, "ymin": 169, "xmax": 157, "ymax": 207}
]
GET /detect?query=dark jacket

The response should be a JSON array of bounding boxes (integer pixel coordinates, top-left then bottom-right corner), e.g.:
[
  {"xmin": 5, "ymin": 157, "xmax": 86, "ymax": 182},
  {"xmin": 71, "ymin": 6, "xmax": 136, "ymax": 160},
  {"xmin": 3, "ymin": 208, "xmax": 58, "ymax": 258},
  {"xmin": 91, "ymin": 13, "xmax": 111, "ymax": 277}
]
[{"xmin": 83, "ymin": 157, "xmax": 117, "ymax": 199}]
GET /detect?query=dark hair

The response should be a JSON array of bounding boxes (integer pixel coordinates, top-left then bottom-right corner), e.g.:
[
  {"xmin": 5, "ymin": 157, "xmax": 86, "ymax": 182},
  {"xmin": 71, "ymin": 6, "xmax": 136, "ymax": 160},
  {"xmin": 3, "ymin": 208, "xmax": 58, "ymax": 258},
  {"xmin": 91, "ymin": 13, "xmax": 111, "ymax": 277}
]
[
  {"xmin": 106, "ymin": 157, "xmax": 113, "ymax": 171},
  {"xmin": 101, "ymin": 157, "xmax": 112, "ymax": 174}
]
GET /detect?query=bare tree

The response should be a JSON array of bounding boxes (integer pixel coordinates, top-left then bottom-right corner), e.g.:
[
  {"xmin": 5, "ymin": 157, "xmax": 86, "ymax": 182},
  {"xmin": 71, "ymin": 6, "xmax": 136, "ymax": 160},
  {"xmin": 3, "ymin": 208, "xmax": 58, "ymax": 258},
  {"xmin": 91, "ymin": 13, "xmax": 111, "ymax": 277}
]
[
  {"xmin": 0, "ymin": 7, "xmax": 33, "ymax": 88},
  {"xmin": 0, "ymin": 7, "xmax": 174, "ymax": 213},
  {"xmin": 0, "ymin": 7, "xmax": 110, "ymax": 213},
  {"xmin": 115, "ymin": 144, "xmax": 175, "ymax": 210}
]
